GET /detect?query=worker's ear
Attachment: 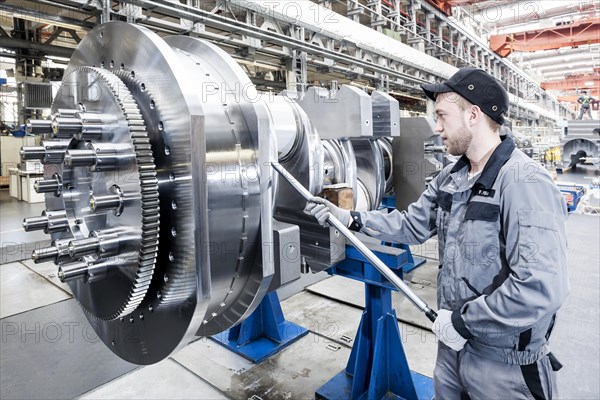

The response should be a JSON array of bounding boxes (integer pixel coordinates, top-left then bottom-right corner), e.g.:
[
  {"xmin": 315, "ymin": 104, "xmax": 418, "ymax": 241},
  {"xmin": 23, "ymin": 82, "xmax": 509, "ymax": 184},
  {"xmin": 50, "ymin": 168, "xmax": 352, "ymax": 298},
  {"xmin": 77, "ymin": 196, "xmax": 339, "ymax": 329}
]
[{"xmin": 465, "ymin": 104, "xmax": 481, "ymax": 127}]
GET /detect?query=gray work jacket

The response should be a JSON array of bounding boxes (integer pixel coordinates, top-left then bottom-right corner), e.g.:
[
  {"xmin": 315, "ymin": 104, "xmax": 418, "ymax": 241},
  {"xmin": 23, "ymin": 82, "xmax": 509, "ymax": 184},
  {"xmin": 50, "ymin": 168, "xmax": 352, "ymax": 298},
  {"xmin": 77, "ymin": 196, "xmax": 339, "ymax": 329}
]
[{"xmin": 350, "ymin": 136, "xmax": 569, "ymax": 365}]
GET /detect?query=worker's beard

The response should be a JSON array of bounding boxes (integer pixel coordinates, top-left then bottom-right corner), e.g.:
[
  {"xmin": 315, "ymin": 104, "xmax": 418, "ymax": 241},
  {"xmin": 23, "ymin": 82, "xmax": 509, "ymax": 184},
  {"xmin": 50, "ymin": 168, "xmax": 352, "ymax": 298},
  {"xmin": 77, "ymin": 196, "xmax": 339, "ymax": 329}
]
[{"xmin": 446, "ymin": 121, "xmax": 472, "ymax": 156}]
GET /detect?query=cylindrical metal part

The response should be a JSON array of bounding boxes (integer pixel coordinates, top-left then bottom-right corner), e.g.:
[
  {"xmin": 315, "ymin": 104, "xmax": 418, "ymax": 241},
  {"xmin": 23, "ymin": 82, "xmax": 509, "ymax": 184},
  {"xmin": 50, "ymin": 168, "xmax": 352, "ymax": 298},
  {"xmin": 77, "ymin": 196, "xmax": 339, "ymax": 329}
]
[
  {"xmin": 20, "ymin": 146, "xmax": 46, "ymax": 161},
  {"xmin": 57, "ymin": 108, "xmax": 79, "ymax": 118},
  {"xmin": 27, "ymin": 119, "xmax": 53, "ymax": 135},
  {"xmin": 53, "ymin": 116, "xmax": 83, "ymax": 138},
  {"xmin": 77, "ymin": 112, "xmax": 105, "ymax": 140},
  {"xmin": 44, "ymin": 210, "xmax": 69, "ymax": 233},
  {"xmin": 23, "ymin": 216, "xmax": 49, "ymax": 232},
  {"xmin": 43, "ymin": 141, "xmax": 69, "ymax": 164},
  {"xmin": 32, "ymin": 246, "xmax": 59, "ymax": 264},
  {"xmin": 34, "ymin": 175, "xmax": 62, "ymax": 195},
  {"xmin": 90, "ymin": 194, "xmax": 121, "ymax": 213},
  {"xmin": 64, "ymin": 149, "xmax": 97, "ymax": 167},
  {"xmin": 58, "ymin": 261, "xmax": 89, "ymax": 282},
  {"xmin": 68, "ymin": 237, "xmax": 100, "ymax": 258},
  {"xmin": 90, "ymin": 143, "xmax": 135, "ymax": 171},
  {"xmin": 91, "ymin": 229, "xmax": 122, "ymax": 257}
]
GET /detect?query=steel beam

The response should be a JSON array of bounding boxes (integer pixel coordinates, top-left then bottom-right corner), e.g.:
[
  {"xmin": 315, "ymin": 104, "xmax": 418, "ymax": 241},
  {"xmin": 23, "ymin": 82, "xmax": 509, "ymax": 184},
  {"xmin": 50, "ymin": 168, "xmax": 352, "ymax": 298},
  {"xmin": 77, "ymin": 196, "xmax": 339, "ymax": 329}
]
[
  {"xmin": 0, "ymin": 37, "xmax": 75, "ymax": 58},
  {"xmin": 541, "ymin": 74, "xmax": 600, "ymax": 91},
  {"xmin": 491, "ymin": 17, "xmax": 600, "ymax": 57}
]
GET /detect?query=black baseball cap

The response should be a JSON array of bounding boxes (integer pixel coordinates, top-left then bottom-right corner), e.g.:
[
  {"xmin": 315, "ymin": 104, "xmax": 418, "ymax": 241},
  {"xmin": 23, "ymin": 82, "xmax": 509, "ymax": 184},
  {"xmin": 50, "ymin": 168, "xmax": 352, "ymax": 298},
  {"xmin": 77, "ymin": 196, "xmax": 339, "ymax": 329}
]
[{"xmin": 421, "ymin": 68, "xmax": 509, "ymax": 125}]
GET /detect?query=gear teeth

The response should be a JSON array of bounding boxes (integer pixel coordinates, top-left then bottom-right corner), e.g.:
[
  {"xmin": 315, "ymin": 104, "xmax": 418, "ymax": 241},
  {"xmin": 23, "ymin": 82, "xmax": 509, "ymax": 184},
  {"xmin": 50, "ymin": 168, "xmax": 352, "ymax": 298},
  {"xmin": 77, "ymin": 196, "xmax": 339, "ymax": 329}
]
[{"xmin": 77, "ymin": 66, "xmax": 160, "ymax": 321}]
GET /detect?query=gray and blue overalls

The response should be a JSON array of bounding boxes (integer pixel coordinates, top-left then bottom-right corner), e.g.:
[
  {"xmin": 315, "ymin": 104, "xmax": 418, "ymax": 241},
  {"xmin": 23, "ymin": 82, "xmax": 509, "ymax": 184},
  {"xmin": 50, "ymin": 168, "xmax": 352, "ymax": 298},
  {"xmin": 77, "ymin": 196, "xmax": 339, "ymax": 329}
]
[{"xmin": 349, "ymin": 136, "xmax": 569, "ymax": 399}]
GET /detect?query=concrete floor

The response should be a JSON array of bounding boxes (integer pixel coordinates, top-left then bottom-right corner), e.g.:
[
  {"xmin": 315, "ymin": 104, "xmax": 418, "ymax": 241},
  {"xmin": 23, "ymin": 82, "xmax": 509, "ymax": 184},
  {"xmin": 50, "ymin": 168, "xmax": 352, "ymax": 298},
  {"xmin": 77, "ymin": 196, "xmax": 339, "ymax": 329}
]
[{"xmin": 0, "ymin": 182, "xmax": 599, "ymax": 399}]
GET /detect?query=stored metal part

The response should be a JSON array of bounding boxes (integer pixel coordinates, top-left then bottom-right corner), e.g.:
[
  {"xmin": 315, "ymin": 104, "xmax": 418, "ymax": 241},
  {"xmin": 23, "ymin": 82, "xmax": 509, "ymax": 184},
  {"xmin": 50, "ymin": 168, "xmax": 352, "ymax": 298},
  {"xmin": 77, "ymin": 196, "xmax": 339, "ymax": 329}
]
[{"xmin": 561, "ymin": 121, "xmax": 599, "ymax": 170}]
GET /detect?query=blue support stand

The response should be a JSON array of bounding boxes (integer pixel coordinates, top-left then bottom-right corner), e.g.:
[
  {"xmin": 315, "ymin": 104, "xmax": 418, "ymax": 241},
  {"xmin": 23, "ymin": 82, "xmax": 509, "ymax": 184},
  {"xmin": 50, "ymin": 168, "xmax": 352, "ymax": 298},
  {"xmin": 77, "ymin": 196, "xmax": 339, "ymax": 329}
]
[
  {"xmin": 212, "ymin": 291, "xmax": 308, "ymax": 363},
  {"xmin": 316, "ymin": 245, "xmax": 434, "ymax": 400}
]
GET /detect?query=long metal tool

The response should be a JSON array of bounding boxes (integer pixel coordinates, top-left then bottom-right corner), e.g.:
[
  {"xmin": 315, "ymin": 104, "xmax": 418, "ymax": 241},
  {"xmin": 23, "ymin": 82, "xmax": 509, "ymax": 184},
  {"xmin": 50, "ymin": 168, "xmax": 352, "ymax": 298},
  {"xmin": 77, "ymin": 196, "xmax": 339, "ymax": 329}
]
[{"xmin": 272, "ymin": 161, "xmax": 438, "ymax": 323}]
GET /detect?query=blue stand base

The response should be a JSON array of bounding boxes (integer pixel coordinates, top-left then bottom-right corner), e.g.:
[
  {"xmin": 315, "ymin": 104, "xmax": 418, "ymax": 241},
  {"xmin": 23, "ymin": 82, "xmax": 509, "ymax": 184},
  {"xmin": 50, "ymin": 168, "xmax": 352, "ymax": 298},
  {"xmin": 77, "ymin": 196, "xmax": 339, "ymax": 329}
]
[
  {"xmin": 211, "ymin": 291, "xmax": 308, "ymax": 363},
  {"xmin": 316, "ymin": 370, "xmax": 434, "ymax": 400},
  {"xmin": 319, "ymin": 244, "xmax": 435, "ymax": 400}
]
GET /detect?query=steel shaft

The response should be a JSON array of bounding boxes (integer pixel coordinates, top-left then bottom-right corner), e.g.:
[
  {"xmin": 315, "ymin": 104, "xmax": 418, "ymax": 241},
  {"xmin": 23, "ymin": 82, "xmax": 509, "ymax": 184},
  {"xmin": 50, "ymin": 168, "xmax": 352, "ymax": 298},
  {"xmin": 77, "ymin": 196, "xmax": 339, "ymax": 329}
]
[{"xmin": 272, "ymin": 161, "xmax": 438, "ymax": 322}]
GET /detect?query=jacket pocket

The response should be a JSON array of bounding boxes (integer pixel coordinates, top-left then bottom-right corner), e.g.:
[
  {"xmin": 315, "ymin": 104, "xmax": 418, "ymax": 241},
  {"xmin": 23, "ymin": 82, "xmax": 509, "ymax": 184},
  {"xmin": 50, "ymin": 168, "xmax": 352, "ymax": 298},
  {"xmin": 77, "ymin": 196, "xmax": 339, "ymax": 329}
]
[{"xmin": 517, "ymin": 210, "xmax": 560, "ymax": 274}]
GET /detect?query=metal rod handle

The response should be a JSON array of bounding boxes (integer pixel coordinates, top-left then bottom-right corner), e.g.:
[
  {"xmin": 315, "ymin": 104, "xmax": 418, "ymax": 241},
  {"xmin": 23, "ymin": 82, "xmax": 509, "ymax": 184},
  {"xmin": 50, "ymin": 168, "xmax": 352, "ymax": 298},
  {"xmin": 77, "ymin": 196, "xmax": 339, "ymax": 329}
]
[{"xmin": 272, "ymin": 161, "xmax": 438, "ymax": 323}]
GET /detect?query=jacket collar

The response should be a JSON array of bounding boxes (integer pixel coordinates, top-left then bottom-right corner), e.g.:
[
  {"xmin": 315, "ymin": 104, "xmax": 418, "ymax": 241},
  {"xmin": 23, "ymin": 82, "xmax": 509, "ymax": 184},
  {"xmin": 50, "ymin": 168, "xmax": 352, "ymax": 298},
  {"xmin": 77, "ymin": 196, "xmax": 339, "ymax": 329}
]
[{"xmin": 449, "ymin": 135, "xmax": 516, "ymax": 189}]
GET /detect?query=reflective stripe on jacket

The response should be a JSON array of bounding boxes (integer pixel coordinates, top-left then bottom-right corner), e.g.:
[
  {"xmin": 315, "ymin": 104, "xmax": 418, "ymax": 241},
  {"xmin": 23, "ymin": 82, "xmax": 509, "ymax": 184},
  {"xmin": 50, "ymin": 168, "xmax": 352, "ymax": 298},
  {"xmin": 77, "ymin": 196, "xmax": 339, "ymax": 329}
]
[{"xmin": 350, "ymin": 135, "xmax": 569, "ymax": 365}]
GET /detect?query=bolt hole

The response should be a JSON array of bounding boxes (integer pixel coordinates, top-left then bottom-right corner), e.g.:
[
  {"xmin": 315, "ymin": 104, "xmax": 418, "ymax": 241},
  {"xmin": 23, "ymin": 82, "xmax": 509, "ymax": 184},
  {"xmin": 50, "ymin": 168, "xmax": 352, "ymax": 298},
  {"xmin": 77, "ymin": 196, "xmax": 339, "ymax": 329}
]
[
  {"xmin": 140, "ymin": 83, "xmax": 146, "ymax": 91},
  {"xmin": 120, "ymin": 63, "xmax": 124, "ymax": 70},
  {"xmin": 158, "ymin": 121, "xmax": 164, "ymax": 131},
  {"xmin": 129, "ymin": 316, "xmax": 134, "ymax": 323},
  {"xmin": 130, "ymin": 71, "xmax": 135, "ymax": 78},
  {"xmin": 169, "ymin": 172, "xmax": 175, "ymax": 182},
  {"xmin": 163, "ymin": 274, "xmax": 169, "ymax": 283},
  {"xmin": 150, "ymin": 100, "xmax": 155, "ymax": 109},
  {"xmin": 157, "ymin": 291, "xmax": 162, "ymax": 299},
  {"xmin": 110, "ymin": 60, "xmax": 114, "ymax": 68},
  {"xmin": 171, "ymin": 200, "xmax": 177, "ymax": 210},
  {"xmin": 171, "ymin": 227, "xmax": 177, "ymax": 237},
  {"xmin": 149, "ymin": 305, "xmax": 154, "ymax": 312},
  {"xmin": 164, "ymin": 145, "xmax": 170, "ymax": 156},
  {"xmin": 168, "ymin": 252, "xmax": 174, "ymax": 262},
  {"xmin": 139, "ymin": 313, "xmax": 144, "ymax": 320},
  {"xmin": 100, "ymin": 62, "xmax": 105, "ymax": 68}
]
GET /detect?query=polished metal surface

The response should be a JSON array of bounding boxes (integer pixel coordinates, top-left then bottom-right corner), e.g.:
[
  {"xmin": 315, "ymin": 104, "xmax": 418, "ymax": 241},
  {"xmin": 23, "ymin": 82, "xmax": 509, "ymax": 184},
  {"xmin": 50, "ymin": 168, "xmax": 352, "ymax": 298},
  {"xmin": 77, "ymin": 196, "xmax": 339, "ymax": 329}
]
[
  {"xmin": 20, "ymin": 20, "xmax": 405, "ymax": 366},
  {"xmin": 351, "ymin": 139, "xmax": 385, "ymax": 212},
  {"xmin": 378, "ymin": 137, "xmax": 395, "ymax": 195},
  {"xmin": 393, "ymin": 117, "xmax": 445, "ymax": 211},
  {"xmin": 371, "ymin": 91, "xmax": 400, "ymax": 138},
  {"xmin": 297, "ymin": 85, "xmax": 373, "ymax": 139},
  {"xmin": 21, "ymin": 21, "xmax": 281, "ymax": 364}
]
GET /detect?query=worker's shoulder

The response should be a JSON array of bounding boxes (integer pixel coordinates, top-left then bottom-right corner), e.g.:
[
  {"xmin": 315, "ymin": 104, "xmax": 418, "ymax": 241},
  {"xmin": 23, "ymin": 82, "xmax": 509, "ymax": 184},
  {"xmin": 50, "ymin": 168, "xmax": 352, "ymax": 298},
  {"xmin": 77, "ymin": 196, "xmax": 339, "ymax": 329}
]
[{"xmin": 497, "ymin": 148, "xmax": 555, "ymax": 189}]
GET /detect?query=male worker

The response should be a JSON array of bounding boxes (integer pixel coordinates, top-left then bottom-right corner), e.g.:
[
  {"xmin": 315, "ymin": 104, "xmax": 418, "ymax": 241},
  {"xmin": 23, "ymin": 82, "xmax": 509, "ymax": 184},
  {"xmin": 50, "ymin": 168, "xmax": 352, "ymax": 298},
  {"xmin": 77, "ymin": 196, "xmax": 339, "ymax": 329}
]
[
  {"xmin": 307, "ymin": 68, "xmax": 569, "ymax": 399},
  {"xmin": 577, "ymin": 91, "xmax": 596, "ymax": 120}
]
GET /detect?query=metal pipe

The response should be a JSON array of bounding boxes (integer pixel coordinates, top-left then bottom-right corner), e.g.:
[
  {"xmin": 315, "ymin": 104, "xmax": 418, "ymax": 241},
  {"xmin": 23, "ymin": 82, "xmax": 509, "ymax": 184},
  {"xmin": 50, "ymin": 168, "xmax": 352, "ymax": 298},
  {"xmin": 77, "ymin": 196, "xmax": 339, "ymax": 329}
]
[{"xmin": 272, "ymin": 161, "xmax": 438, "ymax": 322}]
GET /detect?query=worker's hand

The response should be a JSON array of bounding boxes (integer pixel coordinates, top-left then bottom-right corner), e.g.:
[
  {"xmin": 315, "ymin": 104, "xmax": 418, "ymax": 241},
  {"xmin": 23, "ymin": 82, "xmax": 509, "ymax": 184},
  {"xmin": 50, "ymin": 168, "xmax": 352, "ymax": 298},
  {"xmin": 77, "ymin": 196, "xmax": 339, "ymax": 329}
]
[
  {"xmin": 304, "ymin": 197, "xmax": 351, "ymax": 228},
  {"xmin": 432, "ymin": 309, "xmax": 467, "ymax": 352}
]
